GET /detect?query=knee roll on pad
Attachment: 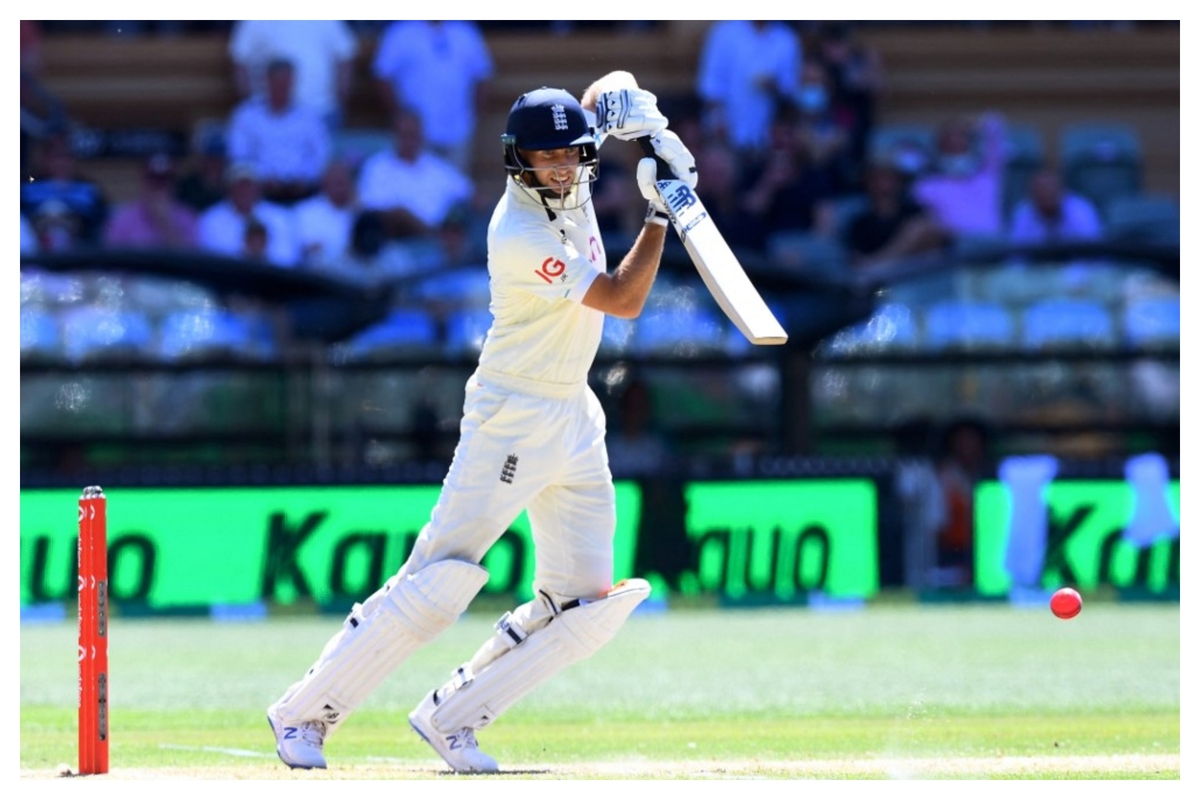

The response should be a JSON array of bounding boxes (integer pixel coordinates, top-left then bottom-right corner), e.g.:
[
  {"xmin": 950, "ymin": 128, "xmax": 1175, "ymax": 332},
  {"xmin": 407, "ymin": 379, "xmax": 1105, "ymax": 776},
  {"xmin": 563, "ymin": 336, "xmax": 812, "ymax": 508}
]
[
  {"xmin": 279, "ymin": 560, "xmax": 489, "ymax": 726},
  {"xmin": 430, "ymin": 578, "xmax": 650, "ymax": 732}
]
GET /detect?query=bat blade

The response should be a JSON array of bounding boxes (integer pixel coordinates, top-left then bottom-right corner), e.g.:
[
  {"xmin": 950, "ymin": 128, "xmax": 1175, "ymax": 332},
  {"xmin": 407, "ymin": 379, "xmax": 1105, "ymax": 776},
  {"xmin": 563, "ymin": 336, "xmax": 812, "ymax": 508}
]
[{"xmin": 655, "ymin": 177, "xmax": 788, "ymax": 345}]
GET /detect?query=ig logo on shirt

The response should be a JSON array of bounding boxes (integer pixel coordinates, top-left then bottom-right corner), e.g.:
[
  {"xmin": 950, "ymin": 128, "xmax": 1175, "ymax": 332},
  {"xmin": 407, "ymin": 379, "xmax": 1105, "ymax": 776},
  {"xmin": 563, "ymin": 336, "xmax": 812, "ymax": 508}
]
[{"xmin": 535, "ymin": 257, "xmax": 566, "ymax": 284}]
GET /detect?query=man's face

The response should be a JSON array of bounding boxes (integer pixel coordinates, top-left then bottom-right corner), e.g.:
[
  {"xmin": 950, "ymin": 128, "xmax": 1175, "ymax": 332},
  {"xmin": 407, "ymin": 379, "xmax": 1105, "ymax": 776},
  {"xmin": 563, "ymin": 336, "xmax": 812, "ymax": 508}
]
[
  {"xmin": 937, "ymin": 119, "xmax": 972, "ymax": 156},
  {"xmin": 266, "ymin": 65, "xmax": 294, "ymax": 109},
  {"xmin": 520, "ymin": 147, "xmax": 581, "ymax": 196},
  {"xmin": 323, "ymin": 163, "xmax": 354, "ymax": 206},
  {"xmin": 1031, "ymin": 172, "xmax": 1062, "ymax": 217},
  {"xmin": 867, "ymin": 165, "xmax": 899, "ymax": 201},
  {"xmin": 230, "ymin": 177, "xmax": 259, "ymax": 214},
  {"xmin": 393, "ymin": 115, "xmax": 423, "ymax": 161}
]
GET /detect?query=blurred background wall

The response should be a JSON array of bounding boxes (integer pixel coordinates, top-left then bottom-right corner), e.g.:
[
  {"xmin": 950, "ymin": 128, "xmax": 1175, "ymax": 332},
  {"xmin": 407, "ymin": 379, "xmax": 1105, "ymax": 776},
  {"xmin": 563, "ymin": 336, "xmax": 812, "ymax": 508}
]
[{"xmin": 19, "ymin": 21, "xmax": 1179, "ymax": 606}]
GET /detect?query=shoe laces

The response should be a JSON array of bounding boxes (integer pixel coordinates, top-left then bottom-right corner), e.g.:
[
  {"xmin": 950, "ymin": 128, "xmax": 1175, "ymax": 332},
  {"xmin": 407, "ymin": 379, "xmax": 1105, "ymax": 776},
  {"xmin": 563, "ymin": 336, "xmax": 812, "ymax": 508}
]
[
  {"xmin": 298, "ymin": 720, "xmax": 326, "ymax": 747},
  {"xmin": 457, "ymin": 728, "xmax": 480, "ymax": 749}
]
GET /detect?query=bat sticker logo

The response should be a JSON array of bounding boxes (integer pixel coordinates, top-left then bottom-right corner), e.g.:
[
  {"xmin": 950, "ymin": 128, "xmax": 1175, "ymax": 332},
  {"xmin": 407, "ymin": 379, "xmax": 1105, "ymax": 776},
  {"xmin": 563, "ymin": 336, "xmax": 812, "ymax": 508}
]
[
  {"xmin": 656, "ymin": 182, "xmax": 708, "ymax": 235},
  {"xmin": 661, "ymin": 183, "xmax": 697, "ymax": 213}
]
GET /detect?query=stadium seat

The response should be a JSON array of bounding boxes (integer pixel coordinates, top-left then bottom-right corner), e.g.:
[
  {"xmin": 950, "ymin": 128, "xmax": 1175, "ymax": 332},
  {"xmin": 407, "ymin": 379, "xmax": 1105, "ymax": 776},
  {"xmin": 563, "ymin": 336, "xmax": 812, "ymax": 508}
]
[
  {"xmin": 632, "ymin": 303, "xmax": 726, "ymax": 358},
  {"xmin": 1122, "ymin": 295, "xmax": 1180, "ymax": 349},
  {"xmin": 411, "ymin": 267, "xmax": 492, "ymax": 310},
  {"xmin": 344, "ymin": 307, "xmax": 441, "ymax": 360},
  {"xmin": 1104, "ymin": 194, "xmax": 1180, "ymax": 246},
  {"xmin": 1059, "ymin": 122, "xmax": 1143, "ymax": 218},
  {"xmin": 20, "ymin": 306, "xmax": 63, "ymax": 363},
  {"xmin": 443, "ymin": 307, "xmax": 494, "ymax": 357},
  {"xmin": 126, "ymin": 276, "xmax": 219, "ymax": 318},
  {"xmin": 766, "ymin": 230, "xmax": 847, "ymax": 275},
  {"xmin": 158, "ymin": 309, "xmax": 269, "ymax": 362},
  {"xmin": 868, "ymin": 123, "xmax": 935, "ymax": 171},
  {"xmin": 599, "ymin": 314, "xmax": 635, "ymax": 356},
  {"xmin": 1021, "ymin": 298, "xmax": 1117, "ymax": 350},
  {"xmin": 923, "ymin": 300, "xmax": 1016, "ymax": 351},
  {"xmin": 819, "ymin": 303, "xmax": 920, "ymax": 357},
  {"xmin": 60, "ymin": 305, "xmax": 156, "ymax": 364}
]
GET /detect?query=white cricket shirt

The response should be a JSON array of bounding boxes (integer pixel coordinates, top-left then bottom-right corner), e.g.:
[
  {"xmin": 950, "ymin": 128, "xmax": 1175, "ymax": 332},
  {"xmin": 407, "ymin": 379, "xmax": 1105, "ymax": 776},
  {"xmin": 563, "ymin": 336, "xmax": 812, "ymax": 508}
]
[{"xmin": 475, "ymin": 177, "xmax": 606, "ymax": 395}]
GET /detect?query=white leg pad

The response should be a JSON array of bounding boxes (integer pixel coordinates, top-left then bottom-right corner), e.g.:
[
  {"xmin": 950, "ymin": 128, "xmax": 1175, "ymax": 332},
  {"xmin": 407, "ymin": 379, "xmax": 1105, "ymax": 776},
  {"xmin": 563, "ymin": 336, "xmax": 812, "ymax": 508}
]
[
  {"xmin": 276, "ymin": 559, "xmax": 488, "ymax": 729},
  {"xmin": 429, "ymin": 578, "xmax": 650, "ymax": 732}
]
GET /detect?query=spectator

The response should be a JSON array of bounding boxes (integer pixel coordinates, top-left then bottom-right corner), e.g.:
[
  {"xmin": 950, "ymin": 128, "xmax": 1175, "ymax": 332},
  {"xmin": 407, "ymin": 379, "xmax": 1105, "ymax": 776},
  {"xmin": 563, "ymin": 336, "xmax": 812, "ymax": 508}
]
[
  {"xmin": 892, "ymin": 417, "xmax": 947, "ymax": 592},
  {"xmin": 1007, "ymin": 168, "xmax": 1108, "ymax": 293},
  {"xmin": 228, "ymin": 20, "xmax": 357, "ymax": 130},
  {"xmin": 912, "ymin": 111, "xmax": 1007, "ymax": 240},
  {"xmin": 293, "ymin": 159, "xmax": 361, "ymax": 269},
  {"xmin": 932, "ymin": 418, "xmax": 990, "ymax": 589},
  {"xmin": 792, "ymin": 59, "xmax": 853, "ymax": 194},
  {"xmin": 695, "ymin": 20, "xmax": 803, "ymax": 159},
  {"xmin": 372, "ymin": 20, "xmax": 495, "ymax": 173},
  {"xmin": 226, "ymin": 58, "xmax": 332, "ymax": 205},
  {"xmin": 435, "ymin": 203, "xmax": 486, "ymax": 270},
  {"xmin": 356, "ymin": 108, "xmax": 476, "ymax": 241},
  {"xmin": 1009, "ymin": 168, "xmax": 1105, "ymax": 244},
  {"xmin": 20, "ymin": 133, "xmax": 108, "ymax": 247},
  {"xmin": 242, "ymin": 217, "xmax": 270, "ymax": 262},
  {"xmin": 741, "ymin": 110, "xmax": 840, "ymax": 242},
  {"xmin": 175, "ymin": 124, "xmax": 230, "ymax": 213},
  {"xmin": 197, "ymin": 162, "xmax": 300, "ymax": 267},
  {"xmin": 843, "ymin": 160, "xmax": 946, "ymax": 268},
  {"xmin": 104, "ymin": 154, "xmax": 198, "ymax": 249},
  {"xmin": 20, "ymin": 20, "xmax": 69, "ymax": 178},
  {"xmin": 812, "ymin": 22, "xmax": 883, "ymax": 182},
  {"xmin": 30, "ymin": 200, "xmax": 80, "ymax": 253}
]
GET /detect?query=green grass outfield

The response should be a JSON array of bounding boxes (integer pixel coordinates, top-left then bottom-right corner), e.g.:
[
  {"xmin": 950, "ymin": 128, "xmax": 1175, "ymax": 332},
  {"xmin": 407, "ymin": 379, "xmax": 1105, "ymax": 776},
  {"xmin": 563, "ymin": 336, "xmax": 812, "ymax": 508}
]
[{"xmin": 20, "ymin": 600, "xmax": 1180, "ymax": 781}]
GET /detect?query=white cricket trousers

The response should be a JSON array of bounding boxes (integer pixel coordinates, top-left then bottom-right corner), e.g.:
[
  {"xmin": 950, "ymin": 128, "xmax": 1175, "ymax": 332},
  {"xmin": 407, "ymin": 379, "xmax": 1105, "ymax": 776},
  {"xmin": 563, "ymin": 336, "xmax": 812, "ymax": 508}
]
[{"xmin": 400, "ymin": 370, "xmax": 616, "ymax": 601}]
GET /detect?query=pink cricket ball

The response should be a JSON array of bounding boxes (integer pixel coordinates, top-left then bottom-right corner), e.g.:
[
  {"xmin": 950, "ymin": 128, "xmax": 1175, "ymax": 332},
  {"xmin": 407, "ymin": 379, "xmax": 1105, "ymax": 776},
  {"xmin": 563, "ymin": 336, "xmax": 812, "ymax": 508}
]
[{"xmin": 1050, "ymin": 587, "xmax": 1082, "ymax": 619}]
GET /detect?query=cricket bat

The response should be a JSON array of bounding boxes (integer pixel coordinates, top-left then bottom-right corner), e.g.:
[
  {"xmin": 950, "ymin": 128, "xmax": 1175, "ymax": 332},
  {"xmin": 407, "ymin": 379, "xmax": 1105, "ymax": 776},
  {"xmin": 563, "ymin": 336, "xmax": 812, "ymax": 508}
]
[{"xmin": 640, "ymin": 138, "xmax": 788, "ymax": 346}]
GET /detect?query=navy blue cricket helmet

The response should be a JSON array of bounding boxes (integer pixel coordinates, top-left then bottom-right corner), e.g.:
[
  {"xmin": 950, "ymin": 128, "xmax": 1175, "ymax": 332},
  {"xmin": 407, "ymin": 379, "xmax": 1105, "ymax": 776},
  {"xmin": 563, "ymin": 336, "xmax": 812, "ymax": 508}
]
[{"xmin": 501, "ymin": 87, "xmax": 599, "ymax": 201}]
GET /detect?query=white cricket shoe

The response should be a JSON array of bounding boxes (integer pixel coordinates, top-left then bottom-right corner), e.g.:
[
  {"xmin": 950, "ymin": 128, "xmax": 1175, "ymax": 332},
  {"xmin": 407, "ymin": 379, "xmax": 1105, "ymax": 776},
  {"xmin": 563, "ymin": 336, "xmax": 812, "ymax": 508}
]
[
  {"xmin": 408, "ymin": 690, "xmax": 499, "ymax": 773},
  {"xmin": 267, "ymin": 701, "xmax": 328, "ymax": 770}
]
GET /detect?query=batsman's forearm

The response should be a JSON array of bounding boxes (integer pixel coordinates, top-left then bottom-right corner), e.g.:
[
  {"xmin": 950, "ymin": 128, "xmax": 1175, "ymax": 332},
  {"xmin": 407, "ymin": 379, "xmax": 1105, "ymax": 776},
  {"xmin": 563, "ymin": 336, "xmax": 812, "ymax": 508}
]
[{"xmin": 607, "ymin": 222, "xmax": 666, "ymax": 318}]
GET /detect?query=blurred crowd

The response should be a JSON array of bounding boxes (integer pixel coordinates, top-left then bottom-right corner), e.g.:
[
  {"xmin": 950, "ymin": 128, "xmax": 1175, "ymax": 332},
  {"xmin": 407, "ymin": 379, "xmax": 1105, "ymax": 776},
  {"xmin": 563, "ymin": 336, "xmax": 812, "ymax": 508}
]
[
  {"xmin": 21, "ymin": 20, "xmax": 1165, "ymax": 291},
  {"xmin": 20, "ymin": 20, "xmax": 495, "ymax": 282}
]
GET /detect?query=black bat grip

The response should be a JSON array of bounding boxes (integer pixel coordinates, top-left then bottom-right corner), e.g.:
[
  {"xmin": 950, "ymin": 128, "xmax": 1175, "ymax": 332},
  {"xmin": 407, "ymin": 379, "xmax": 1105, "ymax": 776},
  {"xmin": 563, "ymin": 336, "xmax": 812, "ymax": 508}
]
[{"xmin": 636, "ymin": 135, "xmax": 674, "ymax": 179}]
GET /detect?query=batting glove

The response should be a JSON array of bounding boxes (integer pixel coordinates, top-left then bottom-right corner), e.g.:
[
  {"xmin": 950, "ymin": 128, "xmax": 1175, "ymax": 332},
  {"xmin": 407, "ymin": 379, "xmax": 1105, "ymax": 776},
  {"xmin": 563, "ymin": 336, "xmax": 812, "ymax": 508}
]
[
  {"xmin": 595, "ymin": 88, "xmax": 668, "ymax": 142},
  {"xmin": 647, "ymin": 129, "xmax": 698, "ymax": 189},
  {"xmin": 637, "ymin": 158, "xmax": 670, "ymax": 224}
]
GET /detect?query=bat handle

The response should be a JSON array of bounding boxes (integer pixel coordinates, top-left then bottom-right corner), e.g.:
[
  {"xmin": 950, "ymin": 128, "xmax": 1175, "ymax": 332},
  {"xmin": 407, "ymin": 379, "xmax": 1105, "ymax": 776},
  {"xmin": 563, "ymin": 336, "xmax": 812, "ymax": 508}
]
[{"xmin": 636, "ymin": 135, "xmax": 674, "ymax": 178}]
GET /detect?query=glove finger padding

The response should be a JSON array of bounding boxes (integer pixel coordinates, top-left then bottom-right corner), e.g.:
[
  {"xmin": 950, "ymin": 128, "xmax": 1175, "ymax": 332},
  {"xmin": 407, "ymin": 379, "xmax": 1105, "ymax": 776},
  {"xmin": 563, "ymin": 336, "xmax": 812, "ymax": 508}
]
[
  {"xmin": 597, "ymin": 88, "xmax": 668, "ymax": 141},
  {"xmin": 636, "ymin": 158, "xmax": 668, "ymax": 216},
  {"xmin": 648, "ymin": 129, "xmax": 698, "ymax": 190}
]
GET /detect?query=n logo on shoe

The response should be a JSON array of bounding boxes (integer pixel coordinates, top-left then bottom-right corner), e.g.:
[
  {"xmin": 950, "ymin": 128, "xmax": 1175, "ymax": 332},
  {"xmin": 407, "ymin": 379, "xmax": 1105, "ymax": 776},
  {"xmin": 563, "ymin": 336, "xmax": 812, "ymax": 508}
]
[{"xmin": 447, "ymin": 733, "xmax": 466, "ymax": 751}]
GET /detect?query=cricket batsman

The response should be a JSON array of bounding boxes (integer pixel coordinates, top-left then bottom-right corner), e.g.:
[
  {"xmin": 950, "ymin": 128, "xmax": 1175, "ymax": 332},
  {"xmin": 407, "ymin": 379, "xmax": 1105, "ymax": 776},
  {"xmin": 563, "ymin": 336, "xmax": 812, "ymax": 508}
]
[{"xmin": 267, "ymin": 70, "xmax": 697, "ymax": 773}]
